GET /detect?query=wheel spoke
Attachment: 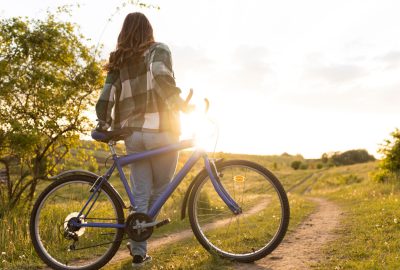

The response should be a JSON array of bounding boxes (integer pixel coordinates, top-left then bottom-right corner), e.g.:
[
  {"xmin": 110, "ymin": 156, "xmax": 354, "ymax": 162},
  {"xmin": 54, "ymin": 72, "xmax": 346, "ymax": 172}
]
[
  {"xmin": 189, "ymin": 160, "xmax": 289, "ymax": 262},
  {"xmin": 30, "ymin": 178, "xmax": 124, "ymax": 269}
]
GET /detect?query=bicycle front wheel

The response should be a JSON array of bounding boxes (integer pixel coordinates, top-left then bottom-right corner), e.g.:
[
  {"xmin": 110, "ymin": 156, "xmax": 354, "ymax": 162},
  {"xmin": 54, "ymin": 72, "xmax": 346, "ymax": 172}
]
[
  {"xmin": 29, "ymin": 176, "xmax": 124, "ymax": 270},
  {"xmin": 188, "ymin": 160, "xmax": 290, "ymax": 263}
]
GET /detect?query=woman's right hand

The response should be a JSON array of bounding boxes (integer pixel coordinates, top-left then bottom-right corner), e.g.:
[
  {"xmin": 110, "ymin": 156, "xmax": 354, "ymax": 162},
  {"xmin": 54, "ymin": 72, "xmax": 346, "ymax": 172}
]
[{"xmin": 182, "ymin": 103, "xmax": 196, "ymax": 113}]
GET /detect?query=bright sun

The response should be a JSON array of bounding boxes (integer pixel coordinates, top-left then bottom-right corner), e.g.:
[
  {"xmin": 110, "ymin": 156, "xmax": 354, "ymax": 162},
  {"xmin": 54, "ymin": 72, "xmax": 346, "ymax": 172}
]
[{"xmin": 180, "ymin": 109, "xmax": 219, "ymax": 150}]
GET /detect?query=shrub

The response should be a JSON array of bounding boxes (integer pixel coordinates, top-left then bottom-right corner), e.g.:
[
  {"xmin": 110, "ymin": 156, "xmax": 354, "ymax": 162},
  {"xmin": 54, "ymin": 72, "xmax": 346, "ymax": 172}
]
[
  {"xmin": 341, "ymin": 174, "xmax": 363, "ymax": 184},
  {"xmin": 379, "ymin": 129, "xmax": 400, "ymax": 175},
  {"xmin": 372, "ymin": 170, "xmax": 392, "ymax": 183},
  {"xmin": 291, "ymin": 161, "xmax": 302, "ymax": 170},
  {"xmin": 300, "ymin": 163, "xmax": 309, "ymax": 170},
  {"xmin": 272, "ymin": 162, "xmax": 278, "ymax": 170},
  {"xmin": 374, "ymin": 129, "xmax": 400, "ymax": 183}
]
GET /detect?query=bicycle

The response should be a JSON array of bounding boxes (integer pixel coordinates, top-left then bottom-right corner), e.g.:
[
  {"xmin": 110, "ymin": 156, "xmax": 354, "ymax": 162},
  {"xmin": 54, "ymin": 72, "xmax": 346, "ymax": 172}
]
[{"xmin": 29, "ymin": 99, "xmax": 290, "ymax": 270}]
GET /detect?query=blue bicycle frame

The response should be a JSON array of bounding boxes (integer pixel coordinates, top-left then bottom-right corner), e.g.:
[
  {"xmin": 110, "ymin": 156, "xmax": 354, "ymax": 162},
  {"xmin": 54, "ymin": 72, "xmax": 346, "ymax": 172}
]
[{"xmin": 73, "ymin": 139, "xmax": 242, "ymax": 229}]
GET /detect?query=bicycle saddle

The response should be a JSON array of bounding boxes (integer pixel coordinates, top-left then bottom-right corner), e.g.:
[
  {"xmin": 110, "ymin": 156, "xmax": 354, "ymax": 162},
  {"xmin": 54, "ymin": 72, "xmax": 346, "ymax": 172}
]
[{"xmin": 91, "ymin": 128, "xmax": 133, "ymax": 143}]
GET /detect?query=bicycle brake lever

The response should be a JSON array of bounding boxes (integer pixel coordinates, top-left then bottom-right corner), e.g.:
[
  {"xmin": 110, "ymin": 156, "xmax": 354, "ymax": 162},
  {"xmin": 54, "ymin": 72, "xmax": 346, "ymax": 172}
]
[
  {"xmin": 204, "ymin": 98, "xmax": 210, "ymax": 113},
  {"xmin": 185, "ymin": 88, "xmax": 193, "ymax": 105}
]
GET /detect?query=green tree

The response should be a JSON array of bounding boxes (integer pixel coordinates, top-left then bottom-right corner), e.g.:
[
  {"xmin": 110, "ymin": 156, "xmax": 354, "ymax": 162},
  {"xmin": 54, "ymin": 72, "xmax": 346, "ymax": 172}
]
[
  {"xmin": 377, "ymin": 129, "xmax": 400, "ymax": 181},
  {"xmin": 321, "ymin": 153, "xmax": 329, "ymax": 163},
  {"xmin": 331, "ymin": 149, "xmax": 375, "ymax": 166},
  {"xmin": 0, "ymin": 11, "xmax": 103, "ymax": 211}
]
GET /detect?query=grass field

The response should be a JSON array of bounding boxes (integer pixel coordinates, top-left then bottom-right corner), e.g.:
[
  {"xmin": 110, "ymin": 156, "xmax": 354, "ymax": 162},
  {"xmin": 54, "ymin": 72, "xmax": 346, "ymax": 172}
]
[
  {"xmin": 105, "ymin": 194, "xmax": 315, "ymax": 270},
  {"xmin": 0, "ymin": 147, "xmax": 314, "ymax": 270},
  {"xmin": 106, "ymin": 161, "xmax": 394, "ymax": 270},
  {"xmin": 1, "ymin": 143, "xmax": 396, "ymax": 270},
  {"xmin": 310, "ymin": 164, "xmax": 400, "ymax": 269}
]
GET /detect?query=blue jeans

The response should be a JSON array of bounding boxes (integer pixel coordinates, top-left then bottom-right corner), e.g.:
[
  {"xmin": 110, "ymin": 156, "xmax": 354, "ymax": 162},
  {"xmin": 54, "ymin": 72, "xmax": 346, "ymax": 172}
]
[{"xmin": 124, "ymin": 131, "xmax": 179, "ymax": 257}]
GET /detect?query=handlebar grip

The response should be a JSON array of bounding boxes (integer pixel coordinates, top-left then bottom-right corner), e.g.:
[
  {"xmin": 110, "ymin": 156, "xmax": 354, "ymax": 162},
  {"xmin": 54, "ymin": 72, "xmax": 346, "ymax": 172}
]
[
  {"xmin": 185, "ymin": 88, "xmax": 193, "ymax": 105},
  {"xmin": 204, "ymin": 98, "xmax": 210, "ymax": 113}
]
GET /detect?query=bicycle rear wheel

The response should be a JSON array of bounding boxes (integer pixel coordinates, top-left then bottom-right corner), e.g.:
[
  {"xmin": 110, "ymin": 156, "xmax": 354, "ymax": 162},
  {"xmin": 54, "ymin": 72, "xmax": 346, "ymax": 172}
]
[
  {"xmin": 30, "ymin": 176, "xmax": 124, "ymax": 270},
  {"xmin": 188, "ymin": 160, "xmax": 290, "ymax": 263}
]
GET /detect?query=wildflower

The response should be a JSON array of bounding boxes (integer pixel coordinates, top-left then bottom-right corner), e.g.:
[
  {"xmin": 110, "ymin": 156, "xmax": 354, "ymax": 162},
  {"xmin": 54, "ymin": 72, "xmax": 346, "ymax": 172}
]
[
  {"xmin": 1, "ymin": 252, "xmax": 5, "ymax": 256},
  {"xmin": 394, "ymin": 218, "xmax": 398, "ymax": 224}
]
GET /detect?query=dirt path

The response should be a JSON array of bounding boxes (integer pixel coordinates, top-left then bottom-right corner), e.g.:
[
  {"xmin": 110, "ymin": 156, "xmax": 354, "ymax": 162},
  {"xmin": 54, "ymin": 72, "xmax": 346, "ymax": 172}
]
[
  {"xmin": 108, "ymin": 227, "xmax": 193, "ymax": 264},
  {"xmin": 234, "ymin": 197, "xmax": 343, "ymax": 270},
  {"xmin": 42, "ymin": 198, "xmax": 341, "ymax": 269},
  {"xmin": 109, "ymin": 200, "xmax": 270, "ymax": 265}
]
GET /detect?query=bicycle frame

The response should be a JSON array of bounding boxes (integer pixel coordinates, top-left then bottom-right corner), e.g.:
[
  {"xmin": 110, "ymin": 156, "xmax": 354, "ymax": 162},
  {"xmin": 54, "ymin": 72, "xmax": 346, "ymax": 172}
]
[{"xmin": 73, "ymin": 139, "xmax": 242, "ymax": 230}]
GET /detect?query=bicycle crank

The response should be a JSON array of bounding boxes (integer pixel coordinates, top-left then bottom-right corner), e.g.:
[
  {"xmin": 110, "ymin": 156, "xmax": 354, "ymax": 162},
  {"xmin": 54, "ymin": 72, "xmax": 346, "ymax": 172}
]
[{"xmin": 125, "ymin": 213, "xmax": 171, "ymax": 241}]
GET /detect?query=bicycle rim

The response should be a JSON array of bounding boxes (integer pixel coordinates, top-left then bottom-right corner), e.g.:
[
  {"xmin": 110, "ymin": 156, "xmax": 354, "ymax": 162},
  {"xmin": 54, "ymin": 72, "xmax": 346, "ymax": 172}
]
[
  {"xmin": 31, "ymin": 179, "xmax": 123, "ymax": 269},
  {"xmin": 189, "ymin": 160, "xmax": 289, "ymax": 262}
]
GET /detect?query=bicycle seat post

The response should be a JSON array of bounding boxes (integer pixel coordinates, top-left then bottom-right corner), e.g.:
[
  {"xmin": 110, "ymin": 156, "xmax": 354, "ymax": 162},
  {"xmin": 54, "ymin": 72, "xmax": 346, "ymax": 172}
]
[{"xmin": 108, "ymin": 141, "xmax": 117, "ymax": 157}]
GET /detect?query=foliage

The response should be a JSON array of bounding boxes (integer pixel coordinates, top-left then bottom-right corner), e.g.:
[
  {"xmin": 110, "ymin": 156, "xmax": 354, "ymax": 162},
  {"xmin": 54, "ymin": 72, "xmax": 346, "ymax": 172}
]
[
  {"xmin": 336, "ymin": 174, "xmax": 363, "ymax": 185},
  {"xmin": 291, "ymin": 160, "xmax": 302, "ymax": 170},
  {"xmin": 373, "ymin": 129, "xmax": 400, "ymax": 183},
  {"xmin": 328, "ymin": 149, "xmax": 375, "ymax": 166},
  {"xmin": 321, "ymin": 153, "xmax": 329, "ymax": 163},
  {"xmin": 0, "ymin": 11, "xmax": 103, "ymax": 211},
  {"xmin": 290, "ymin": 160, "xmax": 309, "ymax": 170},
  {"xmin": 371, "ymin": 169, "xmax": 393, "ymax": 183},
  {"xmin": 272, "ymin": 162, "xmax": 278, "ymax": 170},
  {"xmin": 378, "ymin": 129, "xmax": 400, "ymax": 174},
  {"xmin": 299, "ymin": 163, "xmax": 308, "ymax": 170}
]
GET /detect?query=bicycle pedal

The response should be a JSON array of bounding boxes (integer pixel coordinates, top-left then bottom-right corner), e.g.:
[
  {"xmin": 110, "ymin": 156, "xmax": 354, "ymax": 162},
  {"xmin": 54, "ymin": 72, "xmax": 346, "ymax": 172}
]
[{"xmin": 155, "ymin": 218, "xmax": 171, "ymax": 228}]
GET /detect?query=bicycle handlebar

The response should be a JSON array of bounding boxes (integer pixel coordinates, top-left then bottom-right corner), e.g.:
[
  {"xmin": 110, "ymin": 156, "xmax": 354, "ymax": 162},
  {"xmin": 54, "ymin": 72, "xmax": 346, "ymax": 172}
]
[
  {"xmin": 184, "ymin": 88, "xmax": 193, "ymax": 106},
  {"xmin": 204, "ymin": 98, "xmax": 209, "ymax": 113},
  {"xmin": 184, "ymin": 88, "xmax": 209, "ymax": 114}
]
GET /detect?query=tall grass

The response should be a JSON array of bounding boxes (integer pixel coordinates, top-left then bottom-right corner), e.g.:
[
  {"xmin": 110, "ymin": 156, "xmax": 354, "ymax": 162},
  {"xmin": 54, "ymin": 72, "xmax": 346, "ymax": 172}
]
[
  {"xmin": 0, "ymin": 208, "xmax": 40, "ymax": 269},
  {"xmin": 308, "ymin": 162, "xmax": 400, "ymax": 269},
  {"xmin": 0, "ymin": 147, "xmax": 353, "ymax": 269}
]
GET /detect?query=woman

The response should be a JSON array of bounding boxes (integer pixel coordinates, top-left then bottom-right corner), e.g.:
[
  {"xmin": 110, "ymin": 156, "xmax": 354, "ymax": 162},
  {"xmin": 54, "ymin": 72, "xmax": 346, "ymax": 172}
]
[{"xmin": 95, "ymin": 12, "xmax": 192, "ymax": 266}]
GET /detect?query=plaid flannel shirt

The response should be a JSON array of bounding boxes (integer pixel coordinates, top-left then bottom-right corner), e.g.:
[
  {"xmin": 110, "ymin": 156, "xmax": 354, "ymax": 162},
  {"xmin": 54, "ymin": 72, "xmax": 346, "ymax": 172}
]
[{"xmin": 95, "ymin": 42, "xmax": 184, "ymax": 134}]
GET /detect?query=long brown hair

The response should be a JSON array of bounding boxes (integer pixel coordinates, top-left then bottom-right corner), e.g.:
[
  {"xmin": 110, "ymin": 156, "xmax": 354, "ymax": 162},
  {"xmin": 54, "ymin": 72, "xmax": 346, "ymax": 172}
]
[{"xmin": 106, "ymin": 12, "xmax": 155, "ymax": 71}]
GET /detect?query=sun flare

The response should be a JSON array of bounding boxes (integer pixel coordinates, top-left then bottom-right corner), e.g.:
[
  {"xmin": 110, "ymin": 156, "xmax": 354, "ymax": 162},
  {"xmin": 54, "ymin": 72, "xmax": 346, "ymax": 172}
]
[{"xmin": 180, "ymin": 110, "xmax": 219, "ymax": 150}]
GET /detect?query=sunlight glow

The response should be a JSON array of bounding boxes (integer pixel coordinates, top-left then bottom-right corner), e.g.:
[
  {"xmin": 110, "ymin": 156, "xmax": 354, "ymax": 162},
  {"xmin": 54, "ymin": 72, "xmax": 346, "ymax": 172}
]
[
  {"xmin": 180, "ymin": 108, "xmax": 219, "ymax": 151},
  {"xmin": 5, "ymin": 0, "xmax": 399, "ymax": 157}
]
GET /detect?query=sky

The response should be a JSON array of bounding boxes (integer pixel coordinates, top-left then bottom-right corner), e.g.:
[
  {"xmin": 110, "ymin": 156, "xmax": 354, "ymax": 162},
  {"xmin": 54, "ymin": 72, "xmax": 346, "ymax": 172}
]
[{"xmin": 1, "ymin": 0, "xmax": 400, "ymax": 158}]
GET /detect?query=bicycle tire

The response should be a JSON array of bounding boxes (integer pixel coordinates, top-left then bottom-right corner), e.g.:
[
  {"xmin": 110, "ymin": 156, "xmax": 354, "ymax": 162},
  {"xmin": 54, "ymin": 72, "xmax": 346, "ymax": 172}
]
[
  {"xmin": 188, "ymin": 160, "xmax": 290, "ymax": 263},
  {"xmin": 30, "ymin": 176, "xmax": 124, "ymax": 270}
]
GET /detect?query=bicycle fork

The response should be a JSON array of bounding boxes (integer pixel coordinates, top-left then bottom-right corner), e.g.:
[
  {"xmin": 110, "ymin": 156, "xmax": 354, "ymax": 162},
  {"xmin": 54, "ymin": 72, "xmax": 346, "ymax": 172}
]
[{"xmin": 203, "ymin": 157, "xmax": 242, "ymax": 215}]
